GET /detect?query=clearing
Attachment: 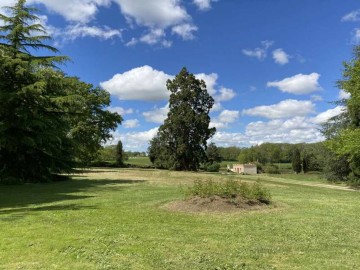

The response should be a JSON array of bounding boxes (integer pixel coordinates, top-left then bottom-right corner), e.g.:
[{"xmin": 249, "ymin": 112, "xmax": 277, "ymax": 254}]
[{"xmin": 0, "ymin": 168, "xmax": 359, "ymax": 269}]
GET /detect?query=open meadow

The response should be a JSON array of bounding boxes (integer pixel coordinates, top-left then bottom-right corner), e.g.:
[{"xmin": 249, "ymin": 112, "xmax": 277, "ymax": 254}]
[{"xmin": 1, "ymin": 169, "xmax": 359, "ymax": 270}]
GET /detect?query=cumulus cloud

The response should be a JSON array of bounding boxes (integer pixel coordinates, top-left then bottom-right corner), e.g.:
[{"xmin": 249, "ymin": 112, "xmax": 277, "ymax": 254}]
[
  {"xmin": 172, "ymin": 23, "xmax": 198, "ymax": 40},
  {"xmin": 352, "ymin": 28, "xmax": 360, "ymax": 43},
  {"xmin": 142, "ymin": 104, "xmax": 169, "ymax": 124},
  {"xmin": 109, "ymin": 127, "xmax": 159, "ymax": 150},
  {"xmin": 3, "ymin": 0, "xmax": 206, "ymax": 47},
  {"xmin": 214, "ymin": 87, "xmax": 236, "ymax": 102},
  {"xmin": 28, "ymin": 0, "xmax": 111, "ymax": 23},
  {"xmin": 310, "ymin": 106, "xmax": 345, "ymax": 124},
  {"xmin": 49, "ymin": 23, "xmax": 121, "ymax": 44},
  {"xmin": 193, "ymin": 0, "xmax": 217, "ymax": 11},
  {"xmin": 338, "ymin": 90, "xmax": 351, "ymax": 100},
  {"xmin": 272, "ymin": 48, "xmax": 290, "ymax": 65},
  {"xmin": 210, "ymin": 109, "xmax": 239, "ymax": 129},
  {"xmin": 243, "ymin": 99, "xmax": 315, "ymax": 119},
  {"xmin": 107, "ymin": 106, "xmax": 134, "ymax": 115},
  {"xmin": 244, "ymin": 117, "xmax": 323, "ymax": 145},
  {"xmin": 311, "ymin": 95, "xmax": 323, "ymax": 102},
  {"xmin": 102, "ymin": 66, "xmax": 235, "ymax": 103},
  {"xmin": 100, "ymin": 66, "xmax": 172, "ymax": 101},
  {"xmin": 342, "ymin": 9, "xmax": 360, "ymax": 22},
  {"xmin": 115, "ymin": 0, "xmax": 189, "ymax": 29},
  {"xmin": 123, "ymin": 119, "xmax": 140, "ymax": 128},
  {"xmin": 267, "ymin": 73, "xmax": 321, "ymax": 95},
  {"xmin": 242, "ymin": 40, "xmax": 274, "ymax": 61}
]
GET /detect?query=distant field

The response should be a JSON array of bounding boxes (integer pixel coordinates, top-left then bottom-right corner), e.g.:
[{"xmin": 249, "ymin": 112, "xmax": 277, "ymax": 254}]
[
  {"xmin": 1, "ymin": 168, "xmax": 359, "ymax": 269},
  {"xmin": 125, "ymin": 156, "xmax": 152, "ymax": 167}
]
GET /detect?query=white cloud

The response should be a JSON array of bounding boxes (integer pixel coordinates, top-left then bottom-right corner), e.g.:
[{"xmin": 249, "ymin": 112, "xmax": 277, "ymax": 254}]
[
  {"xmin": 28, "ymin": 0, "xmax": 111, "ymax": 23},
  {"xmin": 50, "ymin": 24, "xmax": 121, "ymax": 44},
  {"xmin": 142, "ymin": 104, "xmax": 169, "ymax": 124},
  {"xmin": 211, "ymin": 102, "xmax": 222, "ymax": 112},
  {"xmin": 100, "ymin": 66, "xmax": 173, "ymax": 101},
  {"xmin": 123, "ymin": 119, "xmax": 140, "ymax": 128},
  {"xmin": 210, "ymin": 109, "xmax": 239, "ymax": 129},
  {"xmin": 214, "ymin": 87, "xmax": 236, "ymax": 102},
  {"xmin": 107, "ymin": 106, "xmax": 134, "ymax": 115},
  {"xmin": 172, "ymin": 23, "xmax": 198, "ymax": 40},
  {"xmin": 272, "ymin": 48, "xmax": 290, "ymax": 65},
  {"xmin": 195, "ymin": 73, "xmax": 218, "ymax": 95},
  {"xmin": 109, "ymin": 127, "xmax": 159, "ymax": 150},
  {"xmin": 311, "ymin": 95, "xmax": 323, "ymax": 102},
  {"xmin": 193, "ymin": 0, "xmax": 217, "ymax": 11},
  {"xmin": 102, "ymin": 66, "xmax": 234, "ymax": 103},
  {"xmin": 352, "ymin": 28, "xmax": 360, "ymax": 43},
  {"xmin": 310, "ymin": 106, "xmax": 345, "ymax": 124},
  {"xmin": 267, "ymin": 73, "xmax": 321, "ymax": 95},
  {"xmin": 338, "ymin": 90, "xmax": 351, "ymax": 100},
  {"xmin": 244, "ymin": 117, "xmax": 323, "ymax": 145},
  {"xmin": 114, "ymin": 0, "xmax": 189, "ymax": 29},
  {"xmin": 138, "ymin": 28, "xmax": 172, "ymax": 47},
  {"xmin": 342, "ymin": 9, "xmax": 360, "ymax": 22},
  {"xmin": 218, "ymin": 110, "xmax": 240, "ymax": 123},
  {"xmin": 242, "ymin": 40, "xmax": 274, "ymax": 61},
  {"xmin": 2, "ymin": 0, "xmax": 205, "ymax": 47},
  {"xmin": 243, "ymin": 99, "xmax": 315, "ymax": 119}
]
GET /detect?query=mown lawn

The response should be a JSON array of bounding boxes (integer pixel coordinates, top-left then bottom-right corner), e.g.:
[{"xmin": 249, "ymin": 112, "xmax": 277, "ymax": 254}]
[{"xmin": 0, "ymin": 169, "xmax": 359, "ymax": 269}]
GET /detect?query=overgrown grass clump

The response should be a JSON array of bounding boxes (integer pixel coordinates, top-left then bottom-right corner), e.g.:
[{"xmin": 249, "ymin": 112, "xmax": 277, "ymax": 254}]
[{"xmin": 186, "ymin": 179, "xmax": 271, "ymax": 204}]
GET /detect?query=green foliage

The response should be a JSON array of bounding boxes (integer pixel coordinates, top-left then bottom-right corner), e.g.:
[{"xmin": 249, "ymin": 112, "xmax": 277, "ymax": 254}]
[
  {"xmin": 263, "ymin": 164, "xmax": 280, "ymax": 174},
  {"xmin": 206, "ymin": 142, "xmax": 222, "ymax": 164},
  {"xmin": 116, "ymin": 140, "xmax": 124, "ymax": 167},
  {"xmin": 322, "ymin": 45, "xmax": 360, "ymax": 182},
  {"xmin": 186, "ymin": 179, "xmax": 271, "ymax": 204},
  {"xmin": 148, "ymin": 67, "xmax": 215, "ymax": 170},
  {"xmin": 203, "ymin": 162, "xmax": 221, "ymax": 172},
  {"xmin": 218, "ymin": 146, "xmax": 241, "ymax": 161},
  {"xmin": 0, "ymin": 1, "xmax": 121, "ymax": 183},
  {"xmin": 292, "ymin": 148, "xmax": 302, "ymax": 173}
]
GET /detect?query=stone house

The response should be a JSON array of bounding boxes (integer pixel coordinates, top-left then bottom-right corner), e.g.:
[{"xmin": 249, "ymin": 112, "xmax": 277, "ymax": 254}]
[{"xmin": 228, "ymin": 163, "xmax": 257, "ymax": 174}]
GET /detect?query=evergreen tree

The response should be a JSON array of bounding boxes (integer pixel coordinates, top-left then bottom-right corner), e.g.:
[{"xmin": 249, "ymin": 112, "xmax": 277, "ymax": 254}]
[
  {"xmin": 0, "ymin": 0, "xmax": 71, "ymax": 182},
  {"xmin": 148, "ymin": 67, "xmax": 215, "ymax": 170},
  {"xmin": 292, "ymin": 148, "xmax": 302, "ymax": 174},
  {"xmin": 116, "ymin": 140, "xmax": 124, "ymax": 167},
  {"xmin": 206, "ymin": 142, "xmax": 222, "ymax": 164},
  {"xmin": 0, "ymin": 1, "xmax": 121, "ymax": 183}
]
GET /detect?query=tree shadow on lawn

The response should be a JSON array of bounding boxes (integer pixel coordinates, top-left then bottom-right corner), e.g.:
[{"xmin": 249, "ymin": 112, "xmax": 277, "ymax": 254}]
[{"xmin": 0, "ymin": 178, "xmax": 146, "ymax": 212}]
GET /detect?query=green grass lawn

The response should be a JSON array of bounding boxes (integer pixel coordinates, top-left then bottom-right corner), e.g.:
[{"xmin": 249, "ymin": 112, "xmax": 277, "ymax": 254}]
[
  {"xmin": 125, "ymin": 157, "xmax": 152, "ymax": 167},
  {"xmin": 1, "ymin": 169, "xmax": 359, "ymax": 269}
]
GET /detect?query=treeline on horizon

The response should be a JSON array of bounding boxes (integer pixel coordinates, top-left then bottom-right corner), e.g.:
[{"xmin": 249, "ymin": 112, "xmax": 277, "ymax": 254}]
[{"xmin": 97, "ymin": 141, "xmax": 341, "ymax": 180}]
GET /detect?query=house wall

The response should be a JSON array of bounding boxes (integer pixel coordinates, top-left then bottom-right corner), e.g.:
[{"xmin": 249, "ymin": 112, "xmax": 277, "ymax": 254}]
[{"xmin": 231, "ymin": 164, "xmax": 257, "ymax": 175}]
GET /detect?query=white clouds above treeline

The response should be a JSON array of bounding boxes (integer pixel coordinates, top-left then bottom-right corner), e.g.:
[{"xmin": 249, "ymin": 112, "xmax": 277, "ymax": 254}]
[
  {"xmin": 2, "ymin": 0, "xmax": 217, "ymax": 47},
  {"xmin": 101, "ymin": 65, "xmax": 236, "ymax": 105},
  {"xmin": 243, "ymin": 99, "xmax": 315, "ymax": 119},
  {"xmin": 267, "ymin": 73, "xmax": 321, "ymax": 95}
]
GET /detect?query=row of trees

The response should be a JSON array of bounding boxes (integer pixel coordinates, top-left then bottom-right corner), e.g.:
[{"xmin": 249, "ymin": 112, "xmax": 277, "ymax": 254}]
[{"xmin": 0, "ymin": 1, "xmax": 121, "ymax": 183}]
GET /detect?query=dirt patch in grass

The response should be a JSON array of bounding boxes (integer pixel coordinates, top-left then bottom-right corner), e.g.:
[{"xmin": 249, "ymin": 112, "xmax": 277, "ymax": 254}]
[{"xmin": 165, "ymin": 195, "xmax": 271, "ymax": 213}]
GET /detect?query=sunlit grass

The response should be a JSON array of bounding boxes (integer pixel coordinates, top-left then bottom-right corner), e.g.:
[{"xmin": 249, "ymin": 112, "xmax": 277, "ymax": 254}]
[{"xmin": 0, "ymin": 168, "xmax": 359, "ymax": 269}]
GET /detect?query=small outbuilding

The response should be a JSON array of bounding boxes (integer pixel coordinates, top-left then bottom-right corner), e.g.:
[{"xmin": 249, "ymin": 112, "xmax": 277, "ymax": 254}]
[{"xmin": 228, "ymin": 164, "xmax": 257, "ymax": 175}]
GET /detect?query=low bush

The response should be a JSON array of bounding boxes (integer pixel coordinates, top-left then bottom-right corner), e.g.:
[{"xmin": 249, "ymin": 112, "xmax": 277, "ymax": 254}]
[
  {"xmin": 203, "ymin": 162, "xmax": 221, "ymax": 172},
  {"xmin": 263, "ymin": 164, "xmax": 280, "ymax": 174},
  {"xmin": 186, "ymin": 179, "xmax": 271, "ymax": 204}
]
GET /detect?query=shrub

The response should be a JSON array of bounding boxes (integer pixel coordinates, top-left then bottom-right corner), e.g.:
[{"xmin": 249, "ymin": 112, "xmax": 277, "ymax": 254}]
[
  {"xmin": 203, "ymin": 162, "xmax": 221, "ymax": 172},
  {"xmin": 186, "ymin": 179, "xmax": 271, "ymax": 204},
  {"xmin": 263, "ymin": 164, "xmax": 280, "ymax": 174}
]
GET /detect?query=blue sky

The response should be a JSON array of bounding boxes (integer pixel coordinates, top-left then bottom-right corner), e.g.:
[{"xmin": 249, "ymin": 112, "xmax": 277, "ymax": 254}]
[{"xmin": 2, "ymin": 0, "xmax": 359, "ymax": 151}]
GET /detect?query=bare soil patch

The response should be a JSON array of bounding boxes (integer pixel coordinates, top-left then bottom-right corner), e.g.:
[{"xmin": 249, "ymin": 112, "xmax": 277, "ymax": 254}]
[{"xmin": 165, "ymin": 195, "xmax": 271, "ymax": 213}]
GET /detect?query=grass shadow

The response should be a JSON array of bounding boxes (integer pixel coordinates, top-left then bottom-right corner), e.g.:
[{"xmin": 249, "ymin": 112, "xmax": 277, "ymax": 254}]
[{"xmin": 0, "ymin": 178, "xmax": 146, "ymax": 210}]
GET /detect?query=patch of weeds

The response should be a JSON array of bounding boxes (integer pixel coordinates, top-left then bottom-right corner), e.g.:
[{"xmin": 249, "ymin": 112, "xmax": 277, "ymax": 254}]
[{"xmin": 185, "ymin": 179, "xmax": 271, "ymax": 204}]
